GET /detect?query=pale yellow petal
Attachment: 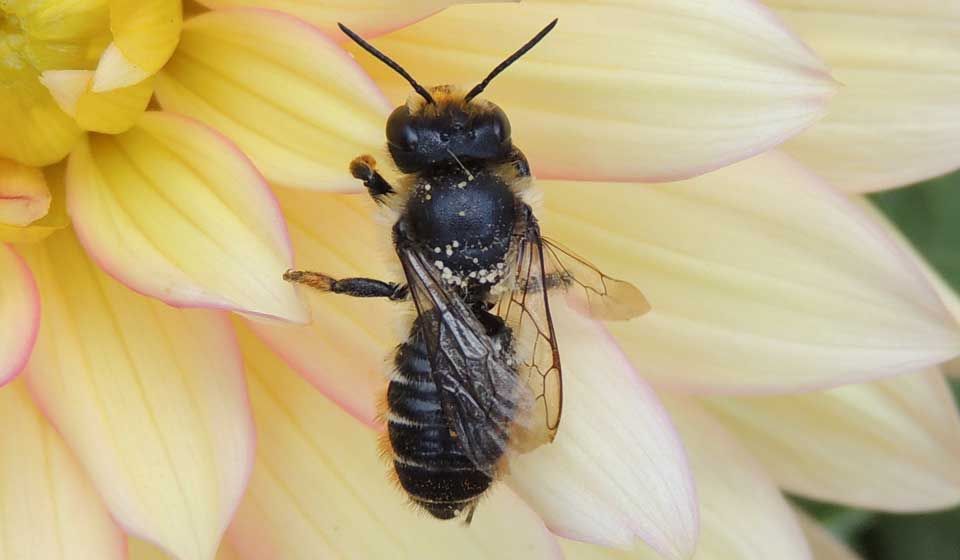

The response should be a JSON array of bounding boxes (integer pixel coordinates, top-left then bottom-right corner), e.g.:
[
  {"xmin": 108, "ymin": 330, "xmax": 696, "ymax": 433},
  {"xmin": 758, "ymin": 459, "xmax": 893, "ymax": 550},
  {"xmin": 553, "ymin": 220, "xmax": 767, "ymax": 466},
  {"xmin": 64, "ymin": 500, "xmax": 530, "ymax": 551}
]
[
  {"xmin": 0, "ymin": 163, "xmax": 70, "ymax": 243},
  {"xmin": 540, "ymin": 152, "xmax": 960, "ymax": 393},
  {"xmin": 92, "ymin": 0, "xmax": 182, "ymax": 91},
  {"xmin": 20, "ymin": 229, "xmax": 256, "ymax": 560},
  {"xmin": 0, "ymin": 381, "xmax": 125, "ymax": 560},
  {"xmin": 228, "ymin": 325, "xmax": 562, "ymax": 560},
  {"xmin": 856, "ymin": 199, "xmax": 960, "ymax": 378},
  {"xmin": 356, "ymin": 1, "xmax": 837, "ymax": 182},
  {"xmin": 0, "ymin": 74, "xmax": 81, "ymax": 166},
  {"xmin": 155, "ymin": 8, "xmax": 390, "ymax": 191},
  {"xmin": 38, "ymin": 69, "xmax": 91, "ymax": 117},
  {"xmin": 0, "ymin": 158, "xmax": 50, "ymax": 227},
  {"xmin": 193, "ymin": 0, "xmax": 511, "ymax": 37},
  {"xmin": 0, "ymin": 244, "xmax": 38, "ymax": 384},
  {"xmin": 67, "ymin": 111, "xmax": 306, "ymax": 322},
  {"xmin": 662, "ymin": 397, "xmax": 812, "ymax": 560},
  {"xmin": 795, "ymin": 510, "xmax": 863, "ymax": 560},
  {"xmin": 40, "ymin": 69, "xmax": 154, "ymax": 133},
  {"xmin": 246, "ymin": 190, "xmax": 394, "ymax": 423},
  {"xmin": 507, "ymin": 307, "xmax": 697, "ymax": 558},
  {"xmin": 708, "ymin": 369, "xmax": 960, "ymax": 511},
  {"xmin": 771, "ymin": 2, "xmax": 960, "ymax": 191}
]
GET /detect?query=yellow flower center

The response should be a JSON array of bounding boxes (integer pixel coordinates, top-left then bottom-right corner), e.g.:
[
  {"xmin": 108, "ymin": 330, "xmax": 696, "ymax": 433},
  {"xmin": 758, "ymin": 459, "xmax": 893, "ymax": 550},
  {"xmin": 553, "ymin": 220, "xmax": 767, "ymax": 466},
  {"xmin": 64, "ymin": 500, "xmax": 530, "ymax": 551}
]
[
  {"xmin": 0, "ymin": 1, "xmax": 111, "ymax": 84},
  {"xmin": 0, "ymin": 11, "xmax": 28, "ymax": 82}
]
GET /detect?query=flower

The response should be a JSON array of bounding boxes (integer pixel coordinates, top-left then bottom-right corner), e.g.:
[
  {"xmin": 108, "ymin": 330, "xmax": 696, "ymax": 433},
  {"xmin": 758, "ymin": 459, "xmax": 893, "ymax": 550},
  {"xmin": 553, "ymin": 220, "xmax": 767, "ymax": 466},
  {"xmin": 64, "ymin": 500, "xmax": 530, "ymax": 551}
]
[{"xmin": 1, "ymin": 1, "xmax": 959, "ymax": 560}]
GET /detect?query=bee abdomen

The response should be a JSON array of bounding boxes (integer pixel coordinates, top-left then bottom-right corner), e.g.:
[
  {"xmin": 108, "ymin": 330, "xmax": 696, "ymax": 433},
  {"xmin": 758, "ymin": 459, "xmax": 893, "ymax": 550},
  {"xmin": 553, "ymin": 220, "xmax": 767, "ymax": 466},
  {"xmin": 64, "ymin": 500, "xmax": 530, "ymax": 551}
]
[{"xmin": 387, "ymin": 337, "xmax": 493, "ymax": 519}]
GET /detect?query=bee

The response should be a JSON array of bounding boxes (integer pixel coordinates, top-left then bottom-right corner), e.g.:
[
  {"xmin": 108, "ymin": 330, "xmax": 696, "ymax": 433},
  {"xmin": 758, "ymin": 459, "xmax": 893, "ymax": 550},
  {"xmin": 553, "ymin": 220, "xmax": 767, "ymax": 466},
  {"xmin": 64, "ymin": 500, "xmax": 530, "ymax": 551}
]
[{"xmin": 284, "ymin": 19, "xmax": 650, "ymax": 523}]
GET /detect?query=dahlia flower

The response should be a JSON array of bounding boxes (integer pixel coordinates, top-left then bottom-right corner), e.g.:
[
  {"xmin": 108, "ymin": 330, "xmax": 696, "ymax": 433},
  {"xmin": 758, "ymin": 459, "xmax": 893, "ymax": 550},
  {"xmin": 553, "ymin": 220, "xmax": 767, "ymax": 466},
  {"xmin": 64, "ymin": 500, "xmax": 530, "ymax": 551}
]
[{"xmin": 1, "ymin": 2, "xmax": 959, "ymax": 560}]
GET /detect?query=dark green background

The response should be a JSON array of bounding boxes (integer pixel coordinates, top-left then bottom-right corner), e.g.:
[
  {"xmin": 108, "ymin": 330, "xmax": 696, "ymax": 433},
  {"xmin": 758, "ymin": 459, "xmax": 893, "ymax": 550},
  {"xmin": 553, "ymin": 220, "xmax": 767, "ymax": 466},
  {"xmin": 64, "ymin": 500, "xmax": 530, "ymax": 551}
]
[{"xmin": 796, "ymin": 170, "xmax": 960, "ymax": 559}]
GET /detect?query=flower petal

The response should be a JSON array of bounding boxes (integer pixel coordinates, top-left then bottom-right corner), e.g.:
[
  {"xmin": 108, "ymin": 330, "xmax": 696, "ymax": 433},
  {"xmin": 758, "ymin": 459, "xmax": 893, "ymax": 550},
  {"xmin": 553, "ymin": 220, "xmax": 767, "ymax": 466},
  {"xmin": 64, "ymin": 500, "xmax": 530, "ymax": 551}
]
[
  {"xmin": 355, "ymin": 1, "xmax": 837, "ymax": 182},
  {"xmin": 857, "ymin": 197, "xmax": 960, "ymax": 379},
  {"xmin": 41, "ymin": 69, "xmax": 154, "ymax": 134},
  {"xmin": 0, "ymin": 163, "xmax": 70, "ymax": 243},
  {"xmin": 229, "ymin": 325, "xmax": 562, "ymax": 560},
  {"xmin": 707, "ymin": 368, "xmax": 960, "ymax": 511},
  {"xmin": 662, "ymin": 397, "xmax": 810, "ymax": 560},
  {"xmin": 0, "ymin": 158, "xmax": 50, "ymax": 227},
  {"xmin": 0, "ymin": 73, "xmax": 82, "ymax": 166},
  {"xmin": 0, "ymin": 244, "xmax": 39, "ymax": 385},
  {"xmin": 155, "ymin": 8, "xmax": 390, "ymax": 191},
  {"xmin": 67, "ymin": 111, "xmax": 306, "ymax": 322},
  {"xmin": 20, "ymin": 229, "xmax": 255, "ymax": 560},
  {"xmin": 246, "ymin": 189, "xmax": 394, "ymax": 423},
  {"xmin": 795, "ymin": 510, "xmax": 862, "ymax": 560},
  {"xmin": 0, "ymin": 381, "xmax": 125, "ymax": 560},
  {"xmin": 192, "ymin": 0, "xmax": 510, "ymax": 38},
  {"xmin": 92, "ymin": 0, "xmax": 182, "ymax": 92},
  {"xmin": 771, "ymin": 2, "xmax": 960, "ymax": 191},
  {"xmin": 559, "ymin": 399, "xmax": 811, "ymax": 560},
  {"xmin": 540, "ymin": 152, "xmax": 960, "ymax": 393},
  {"xmin": 507, "ymin": 306, "xmax": 697, "ymax": 558}
]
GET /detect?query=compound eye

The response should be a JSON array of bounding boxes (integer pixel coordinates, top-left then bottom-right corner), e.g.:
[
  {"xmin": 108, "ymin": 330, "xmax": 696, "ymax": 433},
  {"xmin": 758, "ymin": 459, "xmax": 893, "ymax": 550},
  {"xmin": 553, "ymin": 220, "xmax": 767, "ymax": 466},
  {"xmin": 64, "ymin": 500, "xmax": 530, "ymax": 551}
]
[
  {"xmin": 487, "ymin": 105, "xmax": 511, "ymax": 144},
  {"xmin": 386, "ymin": 106, "xmax": 418, "ymax": 151}
]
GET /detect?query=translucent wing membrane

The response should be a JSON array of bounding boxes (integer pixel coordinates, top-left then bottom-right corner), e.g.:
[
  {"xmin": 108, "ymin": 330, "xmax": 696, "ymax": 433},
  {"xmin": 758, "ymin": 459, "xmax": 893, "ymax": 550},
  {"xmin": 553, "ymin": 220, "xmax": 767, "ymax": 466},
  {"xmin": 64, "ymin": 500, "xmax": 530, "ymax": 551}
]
[
  {"xmin": 497, "ymin": 212, "xmax": 564, "ymax": 451},
  {"xmin": 398, "ymin": 244, "xmax": 526, "ymax": 476},
  {"xmin": 541, "ymin": 237, "xmax": 651, "ymax": 321}
]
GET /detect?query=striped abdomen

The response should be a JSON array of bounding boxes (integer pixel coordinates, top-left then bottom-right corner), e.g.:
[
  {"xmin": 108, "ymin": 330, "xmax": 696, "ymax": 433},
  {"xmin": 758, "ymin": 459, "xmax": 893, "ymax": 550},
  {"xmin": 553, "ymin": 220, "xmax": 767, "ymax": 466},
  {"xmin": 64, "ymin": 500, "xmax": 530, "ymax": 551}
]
[{"xmin": 387, "ymin": 327, "xmax": 494, "ymax": 519}]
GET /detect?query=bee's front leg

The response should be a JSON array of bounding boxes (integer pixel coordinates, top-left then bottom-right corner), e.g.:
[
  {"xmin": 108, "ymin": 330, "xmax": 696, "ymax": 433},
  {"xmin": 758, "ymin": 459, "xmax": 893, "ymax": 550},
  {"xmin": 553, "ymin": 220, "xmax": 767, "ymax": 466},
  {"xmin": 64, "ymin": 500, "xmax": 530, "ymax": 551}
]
[
  {"xmin": 350, "ymin": 155, "xmax": 395, "ymax": 203},
  {"xmin": 283, "ymin": 270, "xmax": 408, "ymax": 301}
]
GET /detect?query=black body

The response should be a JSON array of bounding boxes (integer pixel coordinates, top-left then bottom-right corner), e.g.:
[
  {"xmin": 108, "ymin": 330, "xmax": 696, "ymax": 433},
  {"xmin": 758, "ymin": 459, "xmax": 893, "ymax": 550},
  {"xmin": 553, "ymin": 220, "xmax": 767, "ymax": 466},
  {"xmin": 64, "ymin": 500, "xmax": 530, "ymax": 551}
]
[
  {"xmin": 388, "ymin": 314, "xmax": 507, "ymax": 519},
  {"xmin": 285, "ymin": 20, "xmax": 573, "ymax": 523},
  {"xmin": 385, "ymin": 110, "xmax": 530, "ymax": 515}
]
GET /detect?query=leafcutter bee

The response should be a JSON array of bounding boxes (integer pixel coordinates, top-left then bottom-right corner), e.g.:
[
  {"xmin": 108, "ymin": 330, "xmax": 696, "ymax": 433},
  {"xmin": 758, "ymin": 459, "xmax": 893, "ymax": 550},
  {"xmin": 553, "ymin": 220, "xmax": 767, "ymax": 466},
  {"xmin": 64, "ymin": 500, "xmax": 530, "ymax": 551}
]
[{"xmin": 284, "ymin": 19, "xmax": 650, "ymax": 523}]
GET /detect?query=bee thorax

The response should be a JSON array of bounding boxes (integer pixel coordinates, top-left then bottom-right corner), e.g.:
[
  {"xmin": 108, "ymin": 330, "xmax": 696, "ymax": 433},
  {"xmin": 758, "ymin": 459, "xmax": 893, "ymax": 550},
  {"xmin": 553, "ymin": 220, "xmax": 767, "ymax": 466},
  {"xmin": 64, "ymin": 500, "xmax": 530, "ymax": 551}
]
[{"xmin": 405, "ymin": 166, "xmax": 516, "ymax": 287}]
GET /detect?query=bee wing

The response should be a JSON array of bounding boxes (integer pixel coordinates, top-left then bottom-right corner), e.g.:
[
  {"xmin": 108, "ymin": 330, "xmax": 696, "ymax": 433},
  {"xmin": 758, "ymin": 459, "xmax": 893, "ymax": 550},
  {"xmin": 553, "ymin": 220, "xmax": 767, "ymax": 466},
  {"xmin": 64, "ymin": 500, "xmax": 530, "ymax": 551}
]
[
  {"xmin": 541, "ymin": 237, "xmax": 651, "ymax": 321},
  {"xmin": 495, "ymin": 212, "xmax": 563, "ymax": 451},
  {"xmin": 398, "ymin": 244, "xmax": 528, "ymax": 477}
]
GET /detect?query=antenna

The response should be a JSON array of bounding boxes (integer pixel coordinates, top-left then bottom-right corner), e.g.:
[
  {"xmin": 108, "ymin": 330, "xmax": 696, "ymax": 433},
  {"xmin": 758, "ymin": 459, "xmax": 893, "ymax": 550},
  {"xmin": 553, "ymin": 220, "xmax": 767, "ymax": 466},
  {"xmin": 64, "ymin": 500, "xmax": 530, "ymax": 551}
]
[
  {"xmin": 338, "ymin": 23, "xmax": 435, "ymax": 104},
  {"xmin": 464, "ymin": 19, "xmax": 558, "ymax": 102}
]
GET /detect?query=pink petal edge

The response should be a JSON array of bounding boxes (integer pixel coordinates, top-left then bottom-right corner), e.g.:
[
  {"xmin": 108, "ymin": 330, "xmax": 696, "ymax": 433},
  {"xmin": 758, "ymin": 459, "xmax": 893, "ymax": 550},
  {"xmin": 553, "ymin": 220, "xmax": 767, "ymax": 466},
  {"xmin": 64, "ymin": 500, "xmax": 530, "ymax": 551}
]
[
  {"xmin": 0, "ymin": 245, "xmax": 40, "ymax": 386},
  {"xmin": 67, "ymin": 111, "xmax": 299, "ymax": 318}
]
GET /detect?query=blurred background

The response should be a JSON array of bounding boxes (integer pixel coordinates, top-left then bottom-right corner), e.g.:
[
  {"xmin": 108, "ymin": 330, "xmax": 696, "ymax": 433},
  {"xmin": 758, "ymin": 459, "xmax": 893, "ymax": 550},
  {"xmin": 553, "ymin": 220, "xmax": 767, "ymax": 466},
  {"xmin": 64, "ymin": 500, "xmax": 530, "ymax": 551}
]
[{"xmin": 797, "ymin": 169, "xmax": 960, "ymax": 559}]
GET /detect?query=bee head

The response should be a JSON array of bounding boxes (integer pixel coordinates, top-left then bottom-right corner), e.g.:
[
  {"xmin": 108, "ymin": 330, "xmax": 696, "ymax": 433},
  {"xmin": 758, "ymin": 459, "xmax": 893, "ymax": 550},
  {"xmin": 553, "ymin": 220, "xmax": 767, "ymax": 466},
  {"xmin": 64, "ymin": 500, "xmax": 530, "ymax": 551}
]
[
  {"xmin": 338, "ymin": 19, "xmax": 557, "ymax": 173},
  {"xmin": 384, "ymin": 87, "xmax": 512, "ymax": 173}
]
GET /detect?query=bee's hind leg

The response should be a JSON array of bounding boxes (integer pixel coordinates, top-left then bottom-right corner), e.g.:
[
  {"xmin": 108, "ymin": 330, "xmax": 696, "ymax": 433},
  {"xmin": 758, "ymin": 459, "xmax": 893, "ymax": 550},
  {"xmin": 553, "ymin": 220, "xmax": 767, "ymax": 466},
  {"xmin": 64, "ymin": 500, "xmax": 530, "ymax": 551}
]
[
  {"xmin": 350, "ymin": 155, "xmax": 395, "ymax": 204},
  {"xmin": 283, "ymin": 270, "xmax": 408, "ymax": 301}
]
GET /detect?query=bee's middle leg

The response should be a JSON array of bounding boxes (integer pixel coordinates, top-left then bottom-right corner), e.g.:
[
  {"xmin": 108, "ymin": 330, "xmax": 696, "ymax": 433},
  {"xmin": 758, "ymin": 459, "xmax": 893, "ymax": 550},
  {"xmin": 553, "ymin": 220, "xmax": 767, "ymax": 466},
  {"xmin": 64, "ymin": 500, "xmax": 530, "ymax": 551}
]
[
  {"xmin": 350, "ymin": 155, "xmax": 395, "ymax": 203},
  {"xmin": 283, "ymin": 270, "xmax": 408, "ymax": 301}
]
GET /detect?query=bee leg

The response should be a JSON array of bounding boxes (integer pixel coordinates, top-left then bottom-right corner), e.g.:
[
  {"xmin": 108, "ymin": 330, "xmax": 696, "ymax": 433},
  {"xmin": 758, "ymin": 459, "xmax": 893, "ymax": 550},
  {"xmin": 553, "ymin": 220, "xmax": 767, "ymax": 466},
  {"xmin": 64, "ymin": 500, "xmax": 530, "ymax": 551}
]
[
  {"xmin": 350, "ymin": 155, "xmax": 395, "ymax": 203},
  {"xmin": 283, "ymin": 270, "xmax": 408, "ymax": 301},
  {"xmin": 462, "ymin": 502, "xmax": 479, "ymax": 526}
]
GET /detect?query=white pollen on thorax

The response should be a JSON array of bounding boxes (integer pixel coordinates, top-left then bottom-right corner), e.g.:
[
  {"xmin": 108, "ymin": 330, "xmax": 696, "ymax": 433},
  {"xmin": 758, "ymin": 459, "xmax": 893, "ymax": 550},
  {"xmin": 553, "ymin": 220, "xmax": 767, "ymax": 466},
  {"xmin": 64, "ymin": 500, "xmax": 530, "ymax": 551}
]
[
  {"xmin": 434, "ymin": 247, "xmax": 441, "ymax": 253},
  {"xmin": 457, "ymin": 181, "xmax": 467, "ymax": 188},
  {"xmin": 425, "ymin": 194, "xmax": 432, "ymax": 200},
  {"xmin": 424, "ymin": 183, "xmax": 431, "ymax": 191},
  {"xmin": 457, "ymin": 210, "xmax": 466, "ymax": 217},
  {"xmin": 434, "ymin": 260, "xmax": 444, "ymax": 269},
  {"xmin": 452, "ymin": 240, "xmax": 460, "ymax": 248}
]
